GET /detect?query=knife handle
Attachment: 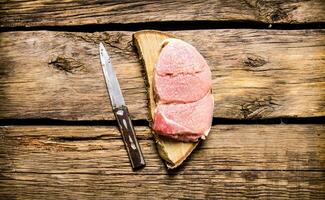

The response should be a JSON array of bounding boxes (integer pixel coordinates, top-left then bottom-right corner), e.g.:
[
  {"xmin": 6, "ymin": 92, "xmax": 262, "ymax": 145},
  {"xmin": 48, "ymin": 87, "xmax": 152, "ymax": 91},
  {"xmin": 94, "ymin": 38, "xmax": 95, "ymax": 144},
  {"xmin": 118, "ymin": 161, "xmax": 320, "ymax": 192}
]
[{"xmin": 113, "ymin": 106, "xmax": 146, "ymax": 169}]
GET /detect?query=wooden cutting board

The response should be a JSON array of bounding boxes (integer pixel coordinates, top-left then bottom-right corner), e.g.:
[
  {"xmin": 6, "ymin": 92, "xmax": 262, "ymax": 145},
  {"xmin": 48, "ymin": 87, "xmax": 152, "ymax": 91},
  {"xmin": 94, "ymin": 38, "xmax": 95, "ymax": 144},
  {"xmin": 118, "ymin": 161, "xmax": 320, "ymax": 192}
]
[{"xmin": 133, "ymin": 30, "xmax": 200, "ymax": 169}]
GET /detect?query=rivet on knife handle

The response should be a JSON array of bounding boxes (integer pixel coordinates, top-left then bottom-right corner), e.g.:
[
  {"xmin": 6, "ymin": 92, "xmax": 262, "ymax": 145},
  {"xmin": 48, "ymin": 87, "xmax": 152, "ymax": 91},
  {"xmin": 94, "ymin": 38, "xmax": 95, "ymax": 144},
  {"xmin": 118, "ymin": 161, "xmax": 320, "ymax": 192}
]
[{"xmin": 114, "ymin": 106, "xmax": 145, "ymax": 169}]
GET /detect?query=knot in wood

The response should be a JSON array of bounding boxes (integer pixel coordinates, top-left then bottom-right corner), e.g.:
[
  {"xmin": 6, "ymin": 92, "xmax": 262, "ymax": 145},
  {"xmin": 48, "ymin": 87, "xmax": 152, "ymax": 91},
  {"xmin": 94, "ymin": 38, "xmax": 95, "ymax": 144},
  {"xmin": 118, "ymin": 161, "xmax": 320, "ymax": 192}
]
[
  {"xmin": 255, "ymin": 0, "xmax": 292, "ymax": 23},
  {"xmin": 240, "ymin": 96, "xmax": 278, "ymax": 119},
  {"xmin": 242, "ymin": 171, "xmax": 258, "ymax": 181},
  {"xmin": 243, "ymin": 54, "xmax": 267, "ymax": 68},
  {"xmin": 49, "ymin": 55, "xmax": 85, "ymax": 74},
  {"xmin": 270, "ymin": 9, "xmax": 288, "ymax": 22}
]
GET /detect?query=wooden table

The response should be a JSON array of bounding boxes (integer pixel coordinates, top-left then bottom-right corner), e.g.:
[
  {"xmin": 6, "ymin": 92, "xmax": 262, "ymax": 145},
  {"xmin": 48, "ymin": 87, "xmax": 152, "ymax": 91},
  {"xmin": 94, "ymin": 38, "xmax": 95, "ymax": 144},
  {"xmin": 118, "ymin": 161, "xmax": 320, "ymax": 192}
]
[{"xmin": 0, "ymin": 1, "xmax": 324, "ymax": 199}]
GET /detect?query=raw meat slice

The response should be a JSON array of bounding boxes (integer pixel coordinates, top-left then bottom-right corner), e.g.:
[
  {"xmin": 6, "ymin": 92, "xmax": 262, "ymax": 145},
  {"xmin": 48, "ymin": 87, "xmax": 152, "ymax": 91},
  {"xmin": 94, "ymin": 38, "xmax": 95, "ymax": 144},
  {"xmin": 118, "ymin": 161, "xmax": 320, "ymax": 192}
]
[
  {"xmin": 153, "ymin": 93, "xmax": 214, "ymax": 142},
  {"xmin": 153, "ymin": 38, "xmax": 214, "ymax": 142},
  {"xmin": 155, "ymin": 38, "xmax": 209, "ymax": 76},
  {"xmin": 154, "ymin": 38, "xmax": 212, "ymax": 103},
  {"xmin": 154, "ymin": 68, "xmax": 211, "ymax": 103}
]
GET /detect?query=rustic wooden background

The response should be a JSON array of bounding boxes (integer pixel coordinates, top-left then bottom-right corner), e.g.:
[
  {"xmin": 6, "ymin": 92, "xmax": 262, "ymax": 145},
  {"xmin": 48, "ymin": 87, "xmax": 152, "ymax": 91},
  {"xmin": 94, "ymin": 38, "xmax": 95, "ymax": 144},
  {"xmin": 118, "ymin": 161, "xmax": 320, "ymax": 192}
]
[{"xmin": 0, "ymin": 1, "xmax": 324, "ymax": 199}]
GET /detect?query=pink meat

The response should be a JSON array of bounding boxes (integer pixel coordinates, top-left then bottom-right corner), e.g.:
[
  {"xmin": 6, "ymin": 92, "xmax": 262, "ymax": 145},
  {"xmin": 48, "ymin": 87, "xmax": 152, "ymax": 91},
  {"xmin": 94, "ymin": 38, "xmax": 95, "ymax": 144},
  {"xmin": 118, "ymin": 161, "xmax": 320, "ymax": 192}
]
[
  {"xmin": 153, "ymin": 38, "xmax": 214, "ymax": 142},
  {"xmin": 153, "ymin": 93, "xmax": 214, "ymax": 142},
  {"xmin": 154, "ymin": 39, "xmax": 212, "ymax": 103},
  {"xmin": 154, "ymin": 69, "xmax": 211, "ymax": 103}
]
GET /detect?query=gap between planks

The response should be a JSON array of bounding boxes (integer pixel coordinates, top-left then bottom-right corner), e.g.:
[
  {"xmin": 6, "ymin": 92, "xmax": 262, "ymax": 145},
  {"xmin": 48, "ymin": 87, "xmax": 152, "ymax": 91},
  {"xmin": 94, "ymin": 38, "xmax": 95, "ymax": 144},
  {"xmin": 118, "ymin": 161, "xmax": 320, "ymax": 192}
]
[
  {"xmin": 0, "ymin": 117, "xmax": 324, "ymax": 126},
  {"xmin": 1, "ymin": 21, "xmax": 325, "ymax": 33}
]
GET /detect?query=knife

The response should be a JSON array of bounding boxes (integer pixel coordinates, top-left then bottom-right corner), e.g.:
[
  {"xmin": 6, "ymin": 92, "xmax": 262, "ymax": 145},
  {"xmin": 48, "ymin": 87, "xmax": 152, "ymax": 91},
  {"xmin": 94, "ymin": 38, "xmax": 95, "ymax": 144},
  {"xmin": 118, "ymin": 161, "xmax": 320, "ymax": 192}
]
[{"xmin": 99, "ymin": 42, "xmax": 145, "ymax": 169}]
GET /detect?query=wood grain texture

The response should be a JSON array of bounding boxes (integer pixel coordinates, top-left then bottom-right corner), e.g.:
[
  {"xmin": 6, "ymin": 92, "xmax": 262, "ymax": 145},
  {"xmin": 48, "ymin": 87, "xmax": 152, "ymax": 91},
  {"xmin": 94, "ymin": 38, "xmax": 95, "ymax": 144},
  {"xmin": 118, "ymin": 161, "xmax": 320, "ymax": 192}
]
[
  {"xmin": 0, "ymin": 125, "xmax": 324, "ymax": 199},
  {"xmin": 0, "ymin": 31, "xmax": 146, "ymax": 120},
  {"xmin": 0, "ymin": 0, "xmax": 324, "ymax": 27},
  {"xmin": 1, "ymin": 171, "xmax": 324, "ymax": 200},
  {"xmin": 0, "ymin": 29, "xmax": 324, "ymax": 120},
  {"xmin": 133, "ymin": 30, "xmax": 171, "ymax": 120},
  {"xmin": 0, "ymin": 125, "xmax": 323, "ymax": 172}
]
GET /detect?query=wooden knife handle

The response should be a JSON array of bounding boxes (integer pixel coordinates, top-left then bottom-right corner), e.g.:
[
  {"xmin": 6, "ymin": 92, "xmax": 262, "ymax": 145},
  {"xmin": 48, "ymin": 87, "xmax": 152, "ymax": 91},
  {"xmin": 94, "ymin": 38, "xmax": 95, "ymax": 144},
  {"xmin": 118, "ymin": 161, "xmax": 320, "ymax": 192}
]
[{"xmin": 113, "ymin": 106, "xmax": 146, "ymax": 169}]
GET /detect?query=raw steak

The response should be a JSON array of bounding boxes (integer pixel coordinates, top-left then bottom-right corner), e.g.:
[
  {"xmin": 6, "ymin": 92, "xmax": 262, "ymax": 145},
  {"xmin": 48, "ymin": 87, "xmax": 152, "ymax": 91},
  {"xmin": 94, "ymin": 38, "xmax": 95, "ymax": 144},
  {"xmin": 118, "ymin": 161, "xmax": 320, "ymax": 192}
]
[
  {"xmin": 153, "ymin": 38, "xmax": 214, "ymax": 142},
  {"xmin": 154, "ymin": 39, "xmax": 212, "ymax": 103},
  {"xmin": 153, "ymin": 93, "xmax": 214, "ymax": 142}
]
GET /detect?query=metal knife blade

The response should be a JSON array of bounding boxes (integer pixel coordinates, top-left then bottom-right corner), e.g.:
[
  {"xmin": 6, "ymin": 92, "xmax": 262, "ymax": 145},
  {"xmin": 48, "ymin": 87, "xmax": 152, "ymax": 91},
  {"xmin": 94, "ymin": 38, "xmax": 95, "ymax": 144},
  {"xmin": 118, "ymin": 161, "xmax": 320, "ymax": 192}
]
[
  {"xmin": 99, "ymin": 42, "xmax": 145, "ymax": 169},
  {"xmin": 99, "ymin": 42, "xmax": 125, "ymax": 109}
]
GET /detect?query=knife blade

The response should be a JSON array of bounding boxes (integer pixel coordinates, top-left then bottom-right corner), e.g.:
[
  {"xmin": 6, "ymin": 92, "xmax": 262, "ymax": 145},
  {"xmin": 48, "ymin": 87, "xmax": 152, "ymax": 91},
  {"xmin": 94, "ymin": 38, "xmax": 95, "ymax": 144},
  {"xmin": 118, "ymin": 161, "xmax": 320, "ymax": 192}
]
[{"xmin": 99, "ymin": 42, "xmax": 145, "ymax": 169}]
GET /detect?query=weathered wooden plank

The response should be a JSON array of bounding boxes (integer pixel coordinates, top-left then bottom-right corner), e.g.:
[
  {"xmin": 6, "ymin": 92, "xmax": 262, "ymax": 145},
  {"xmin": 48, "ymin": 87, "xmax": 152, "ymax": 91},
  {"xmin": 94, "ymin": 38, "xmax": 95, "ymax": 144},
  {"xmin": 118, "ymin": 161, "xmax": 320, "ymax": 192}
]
[
  {"xmin": 1, "ymin": 171, "xmax": 324, "ymax": 200},
  {"xmin": 1, "ymin": 125, "xmax": 323, "ymax": 198},
  {"xmin": 0, "ymin": 30, "xmax": 324, "ymax": 120},
  {"xmin": 0, "ymin": 0, "xmax": 324, "ymax": 28},
  {"xmin": 1, "ymin": 125, "xmax": 323, "ymax": 173}
]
